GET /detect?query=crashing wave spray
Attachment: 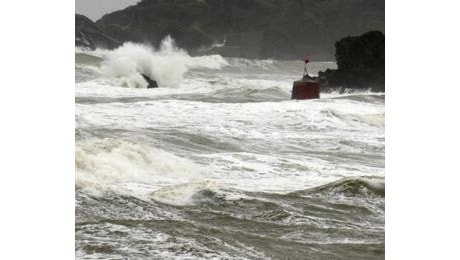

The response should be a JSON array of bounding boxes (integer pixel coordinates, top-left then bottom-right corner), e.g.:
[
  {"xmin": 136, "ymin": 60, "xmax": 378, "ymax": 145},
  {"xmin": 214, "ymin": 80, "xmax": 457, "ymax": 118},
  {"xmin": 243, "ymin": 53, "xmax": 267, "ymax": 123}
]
[
  {"xmin": 100, "ymin": 36, "xmax": 189, "ymax": 88},
  {"xmin": 97, "ymin": 36, "xmax": 228, "ymax": 88}
]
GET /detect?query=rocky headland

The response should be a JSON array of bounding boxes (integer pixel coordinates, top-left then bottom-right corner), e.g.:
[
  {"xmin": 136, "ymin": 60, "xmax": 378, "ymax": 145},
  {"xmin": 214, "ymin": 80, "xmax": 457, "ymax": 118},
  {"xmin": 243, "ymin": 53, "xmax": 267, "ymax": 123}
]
[
  {"xmin": 76, "ymin": 0, "xmax": 384, "ymax": 90},
  {"xmin": 76, "ymin": 0, "xmax": 384, "ymax": 61},
  {"xmin": 318, "ymin": 31, "xmax": 385, "ymax": 91},
  {"xmin": 75, "ymin": 14, "xmax": 121, "ymax": 50}
]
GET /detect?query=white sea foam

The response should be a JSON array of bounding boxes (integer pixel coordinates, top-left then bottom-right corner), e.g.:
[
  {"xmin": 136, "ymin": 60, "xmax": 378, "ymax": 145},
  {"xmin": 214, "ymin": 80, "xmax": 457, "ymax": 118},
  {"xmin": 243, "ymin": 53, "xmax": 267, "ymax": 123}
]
[
  {"xmin": 187, "ymin": 54, "xmax": 229, "ymax": 69},
  {"xmin": 149, "ymin": 181, "xmax": 216, "ymax": 206},
  {"xmin": 76, "ymin": 42, "xmax": 383, "ymax": 196},
  {"xmin": 76, "ymin": 94, "xmax": 384, "ymax": 196},
  {"xmin": 75, "ymin": 138, "xmax": 205, "ymax": 196},
  {"xmin": 77, "ymin": 36, "xmax": 229, "ymax": 88},
  {"xmin": 76, "ymin": 221, "xmax": 261, "ymax": 260},
  {"xmin": 75, "ymin": 38, "xmax": 384, "ymax": 258},
  {"xmin": 99, "ymin": 38, "xmax": 189, "ymax": 88}
]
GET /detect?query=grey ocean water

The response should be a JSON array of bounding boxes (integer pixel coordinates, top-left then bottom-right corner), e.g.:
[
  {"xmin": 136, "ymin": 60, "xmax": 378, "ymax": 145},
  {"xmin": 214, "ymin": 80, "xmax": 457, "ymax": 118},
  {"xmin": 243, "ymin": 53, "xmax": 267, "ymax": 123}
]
[{"xmin": 75, "ymin": 39, "xmax": 385, "ymax": 259}]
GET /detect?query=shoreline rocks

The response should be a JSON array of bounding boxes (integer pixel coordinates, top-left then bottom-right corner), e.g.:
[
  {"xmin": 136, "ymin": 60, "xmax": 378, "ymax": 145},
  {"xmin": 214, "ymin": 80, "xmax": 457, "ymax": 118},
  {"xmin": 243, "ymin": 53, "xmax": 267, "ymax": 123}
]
[{"xmin": 318, "ymin": 31, "xmax": 385, "ymax": 91}]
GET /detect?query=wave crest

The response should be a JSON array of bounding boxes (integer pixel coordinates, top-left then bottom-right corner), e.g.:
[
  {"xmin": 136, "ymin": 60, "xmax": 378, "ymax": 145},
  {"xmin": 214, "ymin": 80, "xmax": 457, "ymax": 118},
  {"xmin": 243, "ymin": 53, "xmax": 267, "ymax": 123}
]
[
  {"xmin": 295, "ymin": 177, "xmax": 385, "ymax": 198},
  {"xmin": 78, "ymin": 36, "xmax": 228, "ymax": 88},
  {"xmin": 322, "ymin": 108, "xmax": 385, "ymax": 126},
  {"xmin": 75, "ymin": 138, "xmax": 203, "ymax": 196}
]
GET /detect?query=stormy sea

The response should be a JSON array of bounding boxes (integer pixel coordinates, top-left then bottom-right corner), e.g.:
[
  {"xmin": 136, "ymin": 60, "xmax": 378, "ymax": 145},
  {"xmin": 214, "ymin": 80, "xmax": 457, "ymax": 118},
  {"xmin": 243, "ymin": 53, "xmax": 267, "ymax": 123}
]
[{"xmin": 75, "ymin": 37, "xmax": 385, "ymax": 259}]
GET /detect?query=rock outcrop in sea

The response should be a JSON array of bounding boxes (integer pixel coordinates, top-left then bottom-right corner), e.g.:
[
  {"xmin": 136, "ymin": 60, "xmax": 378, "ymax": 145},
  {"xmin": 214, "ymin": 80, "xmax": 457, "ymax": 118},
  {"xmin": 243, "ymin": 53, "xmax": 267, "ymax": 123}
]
[
  {"xmin": 75, "ymin": 0, "xmax": 384, "ymax": 60},
  {"xmin": 318, "ymin": 31, "xmax": 385, "ymax": 91}
]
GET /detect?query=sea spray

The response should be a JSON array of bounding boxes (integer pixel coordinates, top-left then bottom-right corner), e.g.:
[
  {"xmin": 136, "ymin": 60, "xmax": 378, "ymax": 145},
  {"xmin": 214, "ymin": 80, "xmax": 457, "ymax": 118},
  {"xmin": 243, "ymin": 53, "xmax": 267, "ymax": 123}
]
[
  {"xmin": 91, "ymin": 36, "xmax": 228, "ymax": 88},
  {"xmin": 99, "ymin": 37, "xmax": 187, "ymax": 88},
  {"xmin": 75, "ymin": 48, "xmax": 384, "ymax": 258}
]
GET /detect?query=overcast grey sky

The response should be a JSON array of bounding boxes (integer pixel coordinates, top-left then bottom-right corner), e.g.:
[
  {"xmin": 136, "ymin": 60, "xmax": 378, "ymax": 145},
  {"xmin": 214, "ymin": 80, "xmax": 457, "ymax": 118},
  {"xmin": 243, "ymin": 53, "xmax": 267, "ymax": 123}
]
[{"xmin": 76, "ymin": 0, "xmax": 140, "ymax": 21}]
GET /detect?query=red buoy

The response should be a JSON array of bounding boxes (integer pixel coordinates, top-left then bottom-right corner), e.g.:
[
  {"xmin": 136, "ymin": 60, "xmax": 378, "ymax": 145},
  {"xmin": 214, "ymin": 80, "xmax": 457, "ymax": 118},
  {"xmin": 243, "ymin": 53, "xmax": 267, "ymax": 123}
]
[
  {"xmin": 291, "ymin": 79, "xmax": 319, "ymax": 99},
  {"xmin": 291, "ymin": 57, "xmax": 320, "ymax": 99}
]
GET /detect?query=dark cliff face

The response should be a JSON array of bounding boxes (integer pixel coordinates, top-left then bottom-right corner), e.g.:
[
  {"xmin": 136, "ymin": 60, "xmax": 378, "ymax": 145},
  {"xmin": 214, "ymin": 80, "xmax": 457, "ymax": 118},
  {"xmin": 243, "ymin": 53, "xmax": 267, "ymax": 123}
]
[
  {"xmin": 93, "ymin": 0, "xmax": 384, "ymax": 60},
  {"xmin": 75, "ymin": 14, "xmax": 121, "ymax": 50},
  {"xmin": 319, "ymin": 31, "xmax": 385, "ymax": 91}
]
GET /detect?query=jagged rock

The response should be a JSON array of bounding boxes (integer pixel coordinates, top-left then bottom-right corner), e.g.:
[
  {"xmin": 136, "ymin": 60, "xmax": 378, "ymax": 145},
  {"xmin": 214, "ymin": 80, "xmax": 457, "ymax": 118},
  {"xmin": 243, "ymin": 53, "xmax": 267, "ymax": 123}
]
[
  {"xmin": 75, "ymin": 14, "xmax": 121, "ymax": 50},
  {"xmin": 141, "ymin": 74, "xmax": 159, "ymax": 88},
  {"xmin": 318, "ymin": 31, "xmax": 385, "ymax": 91}
]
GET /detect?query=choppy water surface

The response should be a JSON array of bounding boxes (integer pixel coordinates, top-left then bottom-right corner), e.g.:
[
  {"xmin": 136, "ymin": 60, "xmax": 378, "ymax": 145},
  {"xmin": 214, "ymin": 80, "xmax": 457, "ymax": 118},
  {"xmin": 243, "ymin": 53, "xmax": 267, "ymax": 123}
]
[{"xmin": 75, "ymin": 40, "xmax": 384, "ymax": 259}]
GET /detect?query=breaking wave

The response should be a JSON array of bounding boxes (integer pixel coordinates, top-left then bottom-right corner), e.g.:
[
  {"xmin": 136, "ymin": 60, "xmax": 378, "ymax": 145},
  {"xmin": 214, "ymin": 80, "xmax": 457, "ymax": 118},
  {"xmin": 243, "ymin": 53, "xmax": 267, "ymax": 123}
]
[
  {"xmin": 76, "ymin": 36, "xmax": 228, "ymax": 88},
  {"xmin": 75, "ymin": 138, "xmax": 204, "ymax": 196},
  {"xmin": 294, "ymin": 177, "xmax": 385, "ymax": 198},
  {"xmin": 321, "ymin": 107, "xmax": 385, "ymax": 126},
  {"xmin": 100, "ymin": 38, "xmax": 189, "ymax": 88}
]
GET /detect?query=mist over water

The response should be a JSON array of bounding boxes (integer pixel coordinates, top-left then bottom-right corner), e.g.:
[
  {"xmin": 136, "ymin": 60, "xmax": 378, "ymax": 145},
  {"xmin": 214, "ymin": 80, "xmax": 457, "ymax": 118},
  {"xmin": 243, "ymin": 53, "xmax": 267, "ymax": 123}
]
[{"xmin": 76, "ymin": 38, "xmax": 384, "ymax": 259}]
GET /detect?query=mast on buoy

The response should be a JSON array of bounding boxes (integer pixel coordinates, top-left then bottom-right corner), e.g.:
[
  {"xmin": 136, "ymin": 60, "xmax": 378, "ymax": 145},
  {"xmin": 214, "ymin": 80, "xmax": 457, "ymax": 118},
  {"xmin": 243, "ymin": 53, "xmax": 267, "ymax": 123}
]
[
  {"xmin": 291, "ymin": 57, "xmax": 320, "ymax": 100},
  {"xmin": 303, "ymin": 57, "xmax": 310, "ymax": 79}
]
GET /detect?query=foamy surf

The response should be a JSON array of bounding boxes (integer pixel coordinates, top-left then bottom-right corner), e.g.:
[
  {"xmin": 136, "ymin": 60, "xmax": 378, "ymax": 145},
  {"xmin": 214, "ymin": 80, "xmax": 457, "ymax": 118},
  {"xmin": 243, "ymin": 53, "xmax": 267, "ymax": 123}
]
[
  {"xmin": 75, "ymin": 138, "xmax": 205, "ymax": 197},
  {"xmin": 76, "ymin": 36, "xmax": 229, "ymax": 88},
  {"xmin": 76, "ymin": 36, "xmax": 384, "ymax": 259}
]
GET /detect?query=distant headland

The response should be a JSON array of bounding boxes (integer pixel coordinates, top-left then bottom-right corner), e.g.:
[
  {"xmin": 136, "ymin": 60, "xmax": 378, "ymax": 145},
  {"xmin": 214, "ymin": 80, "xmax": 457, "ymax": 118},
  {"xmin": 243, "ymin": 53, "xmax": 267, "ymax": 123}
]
[{"xmin": 75, "ymin": 0, "xmax": 384, "ymax": 61}]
